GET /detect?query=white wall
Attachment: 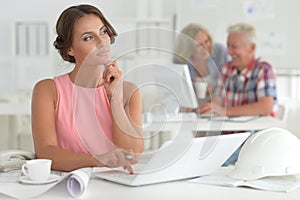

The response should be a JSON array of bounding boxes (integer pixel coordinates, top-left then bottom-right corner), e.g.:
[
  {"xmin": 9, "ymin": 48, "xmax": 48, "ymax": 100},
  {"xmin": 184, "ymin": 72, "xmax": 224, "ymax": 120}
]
[
  {"xmin": 0, "ymin": 0, "xmax": 179, "ymax": 93},
  {"xmin": 0, "ymin": 0, "xmax": 142, "ymax": 93},
  {"xmin": 1, "ymin": 0, "xmax": 300, "ymax": 91},
  {"xmin": 176, "ymin": 0, "xmax": 300, "ymax": 69}
]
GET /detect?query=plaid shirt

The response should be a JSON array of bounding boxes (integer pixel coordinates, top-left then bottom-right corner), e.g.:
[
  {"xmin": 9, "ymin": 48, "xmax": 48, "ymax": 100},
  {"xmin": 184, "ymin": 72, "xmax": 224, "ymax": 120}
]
[{"xmin": 215, "ymin": 58, "xmax": 277, "ymax": 108}]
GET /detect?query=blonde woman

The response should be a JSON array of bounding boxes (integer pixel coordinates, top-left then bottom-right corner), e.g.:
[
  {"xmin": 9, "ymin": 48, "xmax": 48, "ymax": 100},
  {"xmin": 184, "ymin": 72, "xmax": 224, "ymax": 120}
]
[{"xmin": 174, "ymin": 23, "xmax": 227, "ymax": 89}]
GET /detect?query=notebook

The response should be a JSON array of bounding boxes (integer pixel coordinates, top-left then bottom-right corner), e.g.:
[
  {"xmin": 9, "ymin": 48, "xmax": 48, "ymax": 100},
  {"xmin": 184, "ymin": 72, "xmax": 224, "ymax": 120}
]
[{"xmin": 93, "ymin": 131, "xmax": 251, "ymax": 186}]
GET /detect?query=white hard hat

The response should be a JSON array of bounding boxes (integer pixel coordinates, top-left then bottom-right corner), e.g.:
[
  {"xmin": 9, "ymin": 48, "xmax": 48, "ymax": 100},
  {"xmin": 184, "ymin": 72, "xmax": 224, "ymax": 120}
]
[{"xmin": 229, "ymin": 127, "xmax": 300, "ymax": 180}]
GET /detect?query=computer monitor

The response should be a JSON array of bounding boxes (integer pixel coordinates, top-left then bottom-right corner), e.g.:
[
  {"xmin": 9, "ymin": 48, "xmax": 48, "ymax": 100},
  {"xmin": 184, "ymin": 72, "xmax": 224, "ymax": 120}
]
[{"xmin": 122, "ymin": 63, "xmax": 198, "ymax": 112}]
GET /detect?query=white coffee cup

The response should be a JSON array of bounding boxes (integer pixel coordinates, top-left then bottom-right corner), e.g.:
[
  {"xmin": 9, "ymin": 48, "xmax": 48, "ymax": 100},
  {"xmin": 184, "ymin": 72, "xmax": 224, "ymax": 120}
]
[
  {"xmin": 21, "ymin": 159, "xmax": 52, "ymax": 181},
  {"xmin": 194, "ymin": 80, "xmax": 207, "ymax": 99}
]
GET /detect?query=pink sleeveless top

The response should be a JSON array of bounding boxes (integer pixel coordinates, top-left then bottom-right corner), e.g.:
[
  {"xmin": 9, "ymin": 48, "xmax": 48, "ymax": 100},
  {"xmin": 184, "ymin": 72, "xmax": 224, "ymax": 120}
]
[{"xmin": 53, "ymin": 74, "xmax": 121, "ymax": 155}]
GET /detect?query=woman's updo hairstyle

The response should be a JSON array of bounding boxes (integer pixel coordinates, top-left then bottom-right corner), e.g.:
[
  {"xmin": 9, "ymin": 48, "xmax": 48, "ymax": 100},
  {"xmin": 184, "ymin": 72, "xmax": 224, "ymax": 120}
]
[{"xmin": 53, "ymin": 4, "xmax": 117, "ymax": 63}]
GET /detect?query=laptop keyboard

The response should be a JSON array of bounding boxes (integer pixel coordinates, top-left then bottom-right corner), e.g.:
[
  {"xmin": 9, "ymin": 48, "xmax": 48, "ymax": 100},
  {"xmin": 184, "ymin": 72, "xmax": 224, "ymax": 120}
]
[
  {"xmin": 94, "ymin": 164, "xmax": 146, "ymax": 184},
  {"xmin": 95, "ymin": 170, "xmax": 137, "ymax": 185}
]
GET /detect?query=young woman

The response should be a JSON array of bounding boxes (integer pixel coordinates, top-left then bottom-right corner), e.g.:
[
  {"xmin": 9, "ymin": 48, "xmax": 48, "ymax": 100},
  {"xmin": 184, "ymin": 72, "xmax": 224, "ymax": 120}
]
[{"xmin": 31, "ymin": 4, "xmax": 144, "ymax": 173}]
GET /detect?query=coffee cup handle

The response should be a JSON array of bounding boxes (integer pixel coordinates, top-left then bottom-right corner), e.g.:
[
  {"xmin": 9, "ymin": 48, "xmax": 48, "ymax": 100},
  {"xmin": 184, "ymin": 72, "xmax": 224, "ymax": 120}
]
[{"xmin": 21, "ymin": 164, "xmax": 29, "ymax": 176}]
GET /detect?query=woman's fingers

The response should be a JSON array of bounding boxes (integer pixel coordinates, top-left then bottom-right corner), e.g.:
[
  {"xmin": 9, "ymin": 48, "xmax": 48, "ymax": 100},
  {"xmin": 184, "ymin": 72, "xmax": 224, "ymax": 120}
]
[
  {"xmin": 104, "ymin": 60, "xmax": 117, "ymax": 68},
  {"xmin": 124, "ymin": 160, "xmax": 134, "ymax": 174},
  {"xmin": 199, "ymin": 102, "xmax": 213, "ymax": 114},
  {"xmin": 122, "ymin": 149, "xmax": 137, "ymax": 174},
  {"xmin": 105, "ymin": 70, "xmax": 120, "ymax": 83},
  {"xmin": 103, "ymin": 61, "xmax": 121, "ymax": 83},
  {"xmin": 103, "ymin": 66, "xmax": 122, "ymax": 99},
  {"xmin": 93, "ymin": 148, "xmax": 138, "ymax": 174}
]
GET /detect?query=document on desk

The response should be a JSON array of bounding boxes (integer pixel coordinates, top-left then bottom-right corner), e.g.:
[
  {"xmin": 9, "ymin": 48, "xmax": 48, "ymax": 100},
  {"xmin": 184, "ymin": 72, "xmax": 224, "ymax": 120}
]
[
  {"xmin": 67, "ymin": 167, "xmax": 92, "ymax": 197},
  {"xmin": 190, "ymin": 172, "xmax": 300, "ymax": 192},
  {"xmin": 0, "ymin": 167, "xmax": 92, "ymax": 199}
]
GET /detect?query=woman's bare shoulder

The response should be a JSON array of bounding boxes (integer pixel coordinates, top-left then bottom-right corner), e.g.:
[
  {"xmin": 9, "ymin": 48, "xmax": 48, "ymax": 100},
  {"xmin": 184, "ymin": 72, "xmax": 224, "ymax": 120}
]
[
  {"xmin": 123, "ymin": 81, "xmax": 140, "ymax": 96},
  {"xmin": 123, "ymin": 81, "xmax": 138, "ymax": 90},
  {"xmin": 122, "ymin": 81, "xmax": 140, "ymax": 106},
  {"xmin": 32, "ymin": 78, "xmax": 57, "ymax": 97}
]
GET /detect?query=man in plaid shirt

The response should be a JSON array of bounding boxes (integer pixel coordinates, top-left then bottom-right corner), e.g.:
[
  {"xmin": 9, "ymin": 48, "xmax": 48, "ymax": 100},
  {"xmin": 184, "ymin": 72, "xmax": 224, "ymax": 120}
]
[{"xmin": 199, "ymin": 22, "xmax": 277, "ymax": 116}]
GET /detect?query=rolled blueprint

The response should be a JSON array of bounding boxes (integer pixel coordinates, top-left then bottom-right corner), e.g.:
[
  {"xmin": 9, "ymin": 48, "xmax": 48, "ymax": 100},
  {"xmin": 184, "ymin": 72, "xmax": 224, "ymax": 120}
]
[{"xmin": 67, "ymin": 167, "xmax": 92, "ymax": 197}]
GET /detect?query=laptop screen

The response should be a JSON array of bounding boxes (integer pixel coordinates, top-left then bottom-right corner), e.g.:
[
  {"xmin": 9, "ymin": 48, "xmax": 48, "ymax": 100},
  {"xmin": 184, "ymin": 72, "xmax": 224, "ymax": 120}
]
[{"xmin": 123, "ymin": 63, "xmax": 198, "ymax": 112}]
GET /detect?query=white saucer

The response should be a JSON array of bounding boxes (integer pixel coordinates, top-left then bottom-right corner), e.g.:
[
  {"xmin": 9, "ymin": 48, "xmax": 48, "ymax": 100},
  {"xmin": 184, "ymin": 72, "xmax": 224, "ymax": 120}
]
[{"xmin": 19, "ymin": 174, "xmax": 61, "ymax": 185}]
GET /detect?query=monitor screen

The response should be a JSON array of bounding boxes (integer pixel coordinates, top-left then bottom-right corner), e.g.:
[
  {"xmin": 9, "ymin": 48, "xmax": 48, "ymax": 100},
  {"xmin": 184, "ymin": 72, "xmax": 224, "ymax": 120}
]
[{"xmin": 122, "ymin": 63, "xmax": 198, "ymax": 114}]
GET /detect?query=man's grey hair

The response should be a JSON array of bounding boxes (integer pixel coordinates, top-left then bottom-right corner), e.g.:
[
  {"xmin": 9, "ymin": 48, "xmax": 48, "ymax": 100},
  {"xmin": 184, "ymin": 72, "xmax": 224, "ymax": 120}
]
[{"xmin": 227, "ymin": 22, "xmax": 256, "ymax": 45}]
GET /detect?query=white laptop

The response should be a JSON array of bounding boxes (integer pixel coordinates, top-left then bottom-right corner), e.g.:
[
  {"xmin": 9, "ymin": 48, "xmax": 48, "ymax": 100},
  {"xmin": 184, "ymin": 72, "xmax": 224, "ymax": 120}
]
[{"xmin": 93, "ymin": 132, "xmax": 250, "ymax": 186}]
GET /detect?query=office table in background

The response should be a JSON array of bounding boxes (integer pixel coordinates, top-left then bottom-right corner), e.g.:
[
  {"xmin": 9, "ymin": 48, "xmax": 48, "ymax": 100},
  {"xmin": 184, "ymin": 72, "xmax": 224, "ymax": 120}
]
[
  {"xmin": 143, "ymin": 116, "xmax": 286, "ymax": 132},
  {"xmin": 142, "ymin": 116, "xmax": 286, "ymax": 150}
]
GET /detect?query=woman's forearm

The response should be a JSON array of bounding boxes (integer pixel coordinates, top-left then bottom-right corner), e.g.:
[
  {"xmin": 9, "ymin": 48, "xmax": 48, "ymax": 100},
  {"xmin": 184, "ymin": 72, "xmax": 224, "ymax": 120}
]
[
  {"xmin": 105, "ymin": 80, "xmax": 144, "ymax": 154},
  {"xmin": 110, "ymin": 94, "xmax": 144, "ymax": 153},
  {"xmin": 35, "ymin": 145, "xmax": 101, "ymax": 172}
]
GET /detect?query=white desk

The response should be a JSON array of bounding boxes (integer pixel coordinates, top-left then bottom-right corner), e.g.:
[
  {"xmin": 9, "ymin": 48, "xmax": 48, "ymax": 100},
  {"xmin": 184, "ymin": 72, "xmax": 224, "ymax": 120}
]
[{"xmin": 1, "ymin": 170, "xmax": 299, "ymax": 200}]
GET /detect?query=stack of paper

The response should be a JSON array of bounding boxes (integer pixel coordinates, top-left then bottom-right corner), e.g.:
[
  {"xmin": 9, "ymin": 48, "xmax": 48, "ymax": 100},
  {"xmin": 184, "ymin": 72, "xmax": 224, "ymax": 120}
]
[{"xmin": 190, "ymin": 173, "xmax": 300, "ymax": 192}]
